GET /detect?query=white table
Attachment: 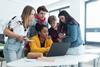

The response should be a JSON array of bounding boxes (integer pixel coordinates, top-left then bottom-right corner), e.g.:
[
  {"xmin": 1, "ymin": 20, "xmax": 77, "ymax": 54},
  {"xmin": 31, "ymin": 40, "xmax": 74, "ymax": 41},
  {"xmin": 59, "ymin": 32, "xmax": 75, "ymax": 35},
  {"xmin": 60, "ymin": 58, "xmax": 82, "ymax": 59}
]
[
  {"xmin": 77, "ymin": 54, "xmax": 99, "ymax": 67},
  {"xmin": 0, "ymin": 46, "xmax": 4, "ymax": 50},
  {"xmin": 85, "ymin": 48, "xmax": 100, "ymax": 54},
  {"xmin": 7, "ymin": 53, "xmax": 99, "ymax": 67},
  {"xmin": 77, "ymin": 54, "xmax": 99, "ymax": 63},
  {"xmin": 85, "ymin": 49, "xmax": 100, "ymax": 67},
  {"xmin": 7, "ymin": 55, "xmax": 78, "ymax": 67}
]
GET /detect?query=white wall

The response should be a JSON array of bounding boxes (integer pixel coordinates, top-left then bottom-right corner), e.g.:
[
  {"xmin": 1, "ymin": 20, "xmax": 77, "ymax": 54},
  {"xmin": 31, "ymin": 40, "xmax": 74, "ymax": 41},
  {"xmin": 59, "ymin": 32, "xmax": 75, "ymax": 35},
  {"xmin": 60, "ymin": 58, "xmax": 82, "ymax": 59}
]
[
  {"xmin": 69, "ymin": 0, "xmax": 85, "ymax": 43},
  {"xmin": 0, "ymin": 0, "xmax": 25, "ymax": 20},
  {"xmin": 0, "ymin": 0, "xmax": 60, "ymax": 20},
  {"xmin": 47, "ymin": 0, "xmax": 70, "ymax": 11},
  {"xmin": 80, "ymin": 0, "xmax": 85, "ymax": 43},
  {"xmin": 0, "ymin": 0, "xmax": 26, "ymax": 33}
]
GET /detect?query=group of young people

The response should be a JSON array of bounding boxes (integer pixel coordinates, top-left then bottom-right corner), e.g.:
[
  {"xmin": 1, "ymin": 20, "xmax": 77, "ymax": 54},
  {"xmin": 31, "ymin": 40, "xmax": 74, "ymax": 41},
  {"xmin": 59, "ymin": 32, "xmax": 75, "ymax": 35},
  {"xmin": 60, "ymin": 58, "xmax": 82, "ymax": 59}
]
[{"xmin": 3, "ymin": 5, "xmax": 84, "ymax": 63}]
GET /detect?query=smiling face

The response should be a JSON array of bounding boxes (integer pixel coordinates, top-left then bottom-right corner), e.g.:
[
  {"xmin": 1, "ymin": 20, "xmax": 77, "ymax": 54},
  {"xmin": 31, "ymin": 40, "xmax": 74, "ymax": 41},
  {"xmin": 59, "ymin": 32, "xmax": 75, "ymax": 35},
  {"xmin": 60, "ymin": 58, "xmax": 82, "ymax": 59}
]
[
  {"xmin": 27, "ymin": 9, "xmax": 36, "ymax": 26},
  {"xmin": 29, "ymin": 10, "xmax": 36, "ymax": 22},
  {"xmin": 38, "ymin": 10, "xmax": 47, "ymax": 20},
  {"xmin": 21, "ymin": 5, "xmax": 36, "ymax": 27},
  {"xmin": 40, "ymin": 26, "xmax": 48, "ymax": 39},
  {"xmin": 37, "ymin": 6, "xmax": 48, "ymax": 20}
]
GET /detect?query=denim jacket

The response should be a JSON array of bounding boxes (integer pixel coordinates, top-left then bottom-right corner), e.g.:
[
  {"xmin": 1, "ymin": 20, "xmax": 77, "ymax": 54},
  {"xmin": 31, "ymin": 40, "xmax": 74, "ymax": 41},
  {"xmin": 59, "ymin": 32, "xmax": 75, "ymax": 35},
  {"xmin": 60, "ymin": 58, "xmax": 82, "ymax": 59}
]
[{"xmin": 63, "ymin": 23, "xmax": 83, "ymax": 48}]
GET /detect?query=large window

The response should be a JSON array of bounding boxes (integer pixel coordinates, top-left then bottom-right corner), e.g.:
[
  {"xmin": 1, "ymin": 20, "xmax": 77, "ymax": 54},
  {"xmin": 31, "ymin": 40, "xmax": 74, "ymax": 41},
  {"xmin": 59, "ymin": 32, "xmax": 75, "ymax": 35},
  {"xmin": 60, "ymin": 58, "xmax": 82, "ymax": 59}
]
[
  {"xmin": 86, "ymin": 1, "xmax": 100, "ymax": 43},
  {"xmin": 49, "ymin": 6, "xmax": 70, "ymax": 22}
]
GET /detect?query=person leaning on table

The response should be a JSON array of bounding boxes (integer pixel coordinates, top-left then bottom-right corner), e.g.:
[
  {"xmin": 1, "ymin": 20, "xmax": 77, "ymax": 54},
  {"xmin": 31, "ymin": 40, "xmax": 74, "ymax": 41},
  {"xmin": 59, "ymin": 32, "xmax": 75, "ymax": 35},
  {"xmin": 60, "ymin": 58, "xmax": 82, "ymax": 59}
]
[
  {"xmin": 27, "ymin": 24, "xmax": 53, "ymax": 59},
  {"xmin": 58, "ymin": 10, "xmax": 84, "ymax": 55}
]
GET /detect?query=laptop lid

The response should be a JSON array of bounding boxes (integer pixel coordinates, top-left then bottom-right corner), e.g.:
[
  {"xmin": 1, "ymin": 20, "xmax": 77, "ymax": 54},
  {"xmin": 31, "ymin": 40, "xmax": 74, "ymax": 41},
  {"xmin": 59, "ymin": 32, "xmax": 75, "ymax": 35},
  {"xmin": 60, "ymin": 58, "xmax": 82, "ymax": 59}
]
[{"xmin": 46, "ymin": 42, "xmax": 70, "ymax": 57}]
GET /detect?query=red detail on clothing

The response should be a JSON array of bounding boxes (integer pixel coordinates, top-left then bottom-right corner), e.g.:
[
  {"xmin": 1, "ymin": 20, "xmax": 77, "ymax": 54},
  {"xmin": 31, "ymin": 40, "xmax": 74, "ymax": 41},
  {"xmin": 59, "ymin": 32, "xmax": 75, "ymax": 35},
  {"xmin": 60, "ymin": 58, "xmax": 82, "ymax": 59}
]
[{"xmin": 35, "ymin": 15, "xmax": 46, "ymax": 24}]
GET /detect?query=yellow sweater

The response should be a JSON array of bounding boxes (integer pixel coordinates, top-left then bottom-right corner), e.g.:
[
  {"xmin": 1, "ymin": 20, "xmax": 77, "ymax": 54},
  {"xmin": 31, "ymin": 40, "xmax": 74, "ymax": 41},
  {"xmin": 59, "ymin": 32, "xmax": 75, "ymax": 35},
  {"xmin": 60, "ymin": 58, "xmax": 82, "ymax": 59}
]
[{"xmin": 29, "ymin": 35, "xmax": 53, "ymax": 53}]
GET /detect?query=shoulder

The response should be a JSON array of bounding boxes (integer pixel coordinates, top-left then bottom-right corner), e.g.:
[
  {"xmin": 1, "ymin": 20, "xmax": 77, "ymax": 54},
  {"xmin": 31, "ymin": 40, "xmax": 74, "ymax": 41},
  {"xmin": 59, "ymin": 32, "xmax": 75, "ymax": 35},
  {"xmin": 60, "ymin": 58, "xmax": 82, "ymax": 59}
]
[
  {"xmin": 9, "ymin": 16, "xmax": 22, "ymax": 25},
  {"xmin": 67, "ymin": 23, "xmax": 79, "ymax": 31},
  {"xmin": 33, "ymin": 18, "xmax": 38, "ymax": 25},
  {"xmin": 34, "ymin": 18, "xmax": 38, "ymax": 22},
  {"xmin": 67, "ymin": 20, "xmax": 78, "ymax": 25},
  {"xmin": 68, "ymin": 21, "xmax": 79, "ymax": 27},
  {"xmin": 30, "ymin": 35, "xmax": 39, "ymax": 42},
  {"xmin": 12, "ymin": 16, "xmax": 22, "ymax": 22},
  {"xmin": 31, "ymin": 35, "xmax": 38, "ymax": 39}
]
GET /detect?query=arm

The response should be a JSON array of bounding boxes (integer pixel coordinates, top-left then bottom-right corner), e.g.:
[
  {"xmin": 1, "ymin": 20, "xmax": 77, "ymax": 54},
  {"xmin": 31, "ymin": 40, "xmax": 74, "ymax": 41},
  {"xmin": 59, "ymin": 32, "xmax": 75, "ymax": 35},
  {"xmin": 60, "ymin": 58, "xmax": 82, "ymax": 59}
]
[
  {"xmin": 68, "ymin": 24, "xmax": 78, "ymax": 42},
  {"xmin": 4, "ymin": 27, "xmax": 19, "ymax": 38},
  {"xmin": 4, "ymin": 27, "xmax": 24, "ymax": 42},
  {"xmin": 46, "ymin": 38, "xmax": 53, "ymax": 48},
  {"xmin": 45, "ymin": 38, "xmax": 53, "ymax": 51}
]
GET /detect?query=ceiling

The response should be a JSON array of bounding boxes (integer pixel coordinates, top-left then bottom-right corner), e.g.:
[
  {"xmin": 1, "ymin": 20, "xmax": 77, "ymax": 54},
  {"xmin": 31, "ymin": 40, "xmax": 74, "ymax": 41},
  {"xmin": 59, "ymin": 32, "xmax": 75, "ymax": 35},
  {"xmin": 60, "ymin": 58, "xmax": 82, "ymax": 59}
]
[{"xmin": 10, "ymin": 0, "xmax": 60, "ymax": 8}]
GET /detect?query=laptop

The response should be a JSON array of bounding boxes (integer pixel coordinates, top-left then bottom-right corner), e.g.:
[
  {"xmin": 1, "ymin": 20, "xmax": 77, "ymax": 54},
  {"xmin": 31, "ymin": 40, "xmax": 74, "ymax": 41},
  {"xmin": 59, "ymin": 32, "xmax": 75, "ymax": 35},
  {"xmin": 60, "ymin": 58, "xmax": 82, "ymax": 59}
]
[{"xmin": 46, "ymin": 42, "xmax": 70, "ymax": 57}]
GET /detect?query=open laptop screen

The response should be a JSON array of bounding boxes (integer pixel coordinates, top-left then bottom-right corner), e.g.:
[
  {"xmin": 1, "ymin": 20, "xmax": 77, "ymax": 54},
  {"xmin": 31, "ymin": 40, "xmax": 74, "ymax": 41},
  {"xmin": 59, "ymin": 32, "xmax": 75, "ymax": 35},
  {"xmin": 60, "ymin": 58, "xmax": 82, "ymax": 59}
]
[{"xmin": 46, "ymin": 42, "xmax": 70, "ymax": 57}]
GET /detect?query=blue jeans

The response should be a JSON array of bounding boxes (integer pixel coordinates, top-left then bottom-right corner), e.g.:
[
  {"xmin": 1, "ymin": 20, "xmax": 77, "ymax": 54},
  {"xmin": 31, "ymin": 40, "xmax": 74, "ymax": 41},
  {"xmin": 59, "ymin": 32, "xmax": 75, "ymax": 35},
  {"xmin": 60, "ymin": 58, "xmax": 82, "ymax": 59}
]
[{"xmin": 3, "ymin": 38, "xmax": 23, "ymax": 62}]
